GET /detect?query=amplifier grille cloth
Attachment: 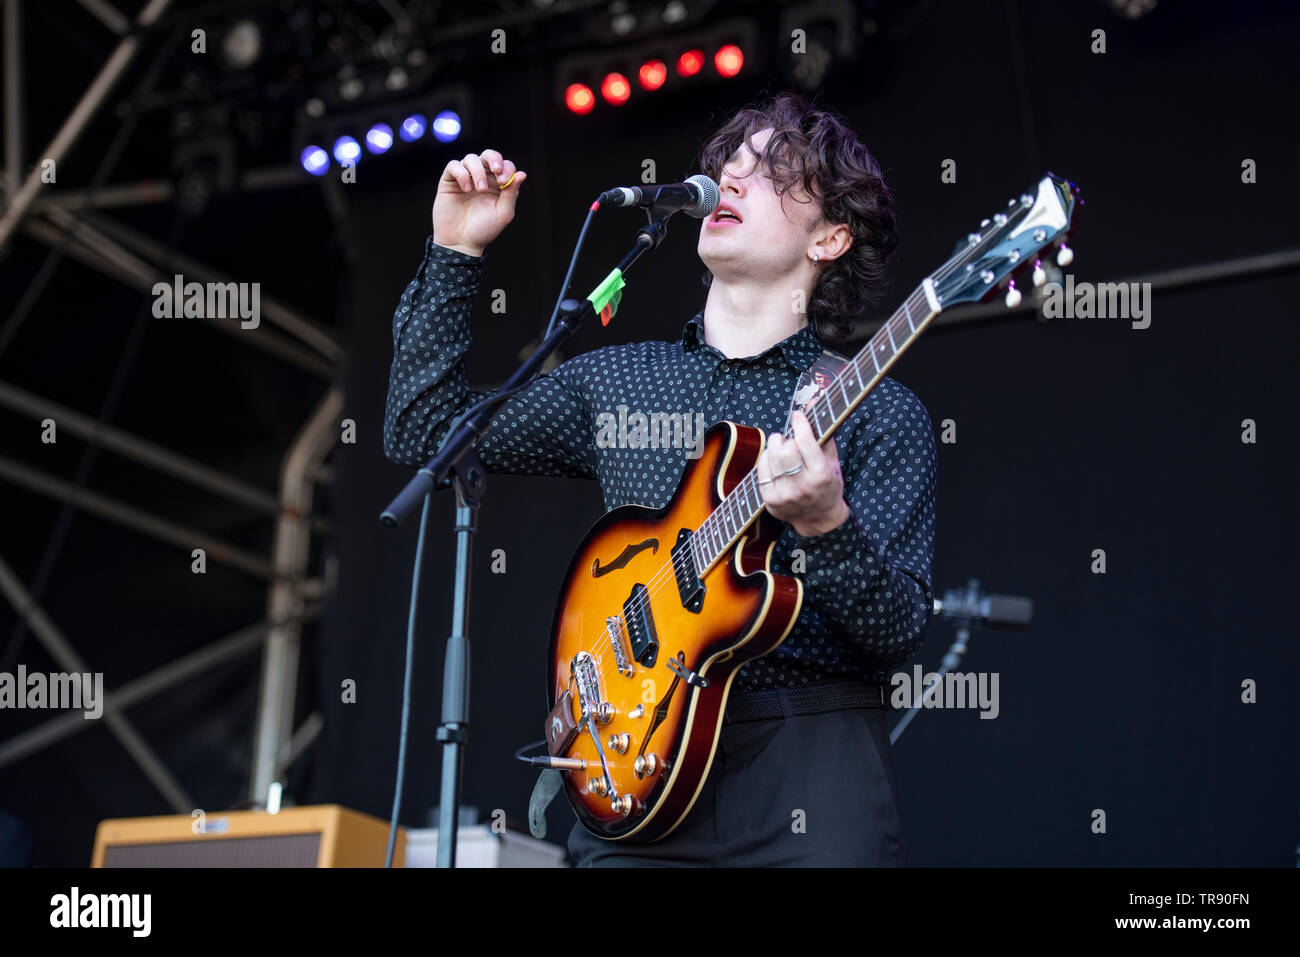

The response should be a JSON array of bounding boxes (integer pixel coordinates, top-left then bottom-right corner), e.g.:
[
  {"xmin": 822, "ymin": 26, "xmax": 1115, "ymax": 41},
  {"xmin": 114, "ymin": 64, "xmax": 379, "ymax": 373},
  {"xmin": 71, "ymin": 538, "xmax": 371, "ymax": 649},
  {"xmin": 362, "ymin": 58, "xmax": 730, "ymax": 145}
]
[{"xmin": 102, "ymin": 832, "xmax": 321, "ymax": 867}]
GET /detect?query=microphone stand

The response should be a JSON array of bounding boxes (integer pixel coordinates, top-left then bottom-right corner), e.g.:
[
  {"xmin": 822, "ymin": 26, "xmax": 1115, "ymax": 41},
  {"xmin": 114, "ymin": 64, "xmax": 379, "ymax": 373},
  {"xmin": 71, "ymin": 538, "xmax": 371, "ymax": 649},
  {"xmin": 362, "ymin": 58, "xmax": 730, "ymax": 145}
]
[
  {"xmin": 379, "ymin": 210, "xmax": 675, "ymax": 868},
  {"xmin": 889, "ymin": 626, "xmax": 972, "ymax": 746},
  {"xmin": 889, "ymin": 578, "xmax": 1032, "ymax": 745}
]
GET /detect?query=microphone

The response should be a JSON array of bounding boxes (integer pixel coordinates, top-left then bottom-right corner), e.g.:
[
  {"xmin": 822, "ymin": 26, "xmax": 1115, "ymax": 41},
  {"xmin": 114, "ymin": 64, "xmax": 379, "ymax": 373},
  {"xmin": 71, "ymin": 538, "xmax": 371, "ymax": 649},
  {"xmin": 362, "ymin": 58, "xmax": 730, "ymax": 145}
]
[
  {"xmin": 932, "ymin": 581, "xmax": 1033, "ymax": 628},
  {"xmin": 597, "ymin": 174, "xmax": 720, "ymax": 219}
]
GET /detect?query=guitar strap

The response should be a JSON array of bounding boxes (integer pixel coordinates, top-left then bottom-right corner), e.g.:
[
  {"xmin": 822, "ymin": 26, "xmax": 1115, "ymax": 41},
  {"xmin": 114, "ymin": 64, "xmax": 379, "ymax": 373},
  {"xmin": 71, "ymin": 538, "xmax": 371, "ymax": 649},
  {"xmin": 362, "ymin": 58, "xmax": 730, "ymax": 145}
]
[
  {"xmin": 528, "ymin": 768, "xmax": 564, "ymax": 839},
  {"xmin": 526, "ymin": 347, "xmax": 854, "ymax": 840}
]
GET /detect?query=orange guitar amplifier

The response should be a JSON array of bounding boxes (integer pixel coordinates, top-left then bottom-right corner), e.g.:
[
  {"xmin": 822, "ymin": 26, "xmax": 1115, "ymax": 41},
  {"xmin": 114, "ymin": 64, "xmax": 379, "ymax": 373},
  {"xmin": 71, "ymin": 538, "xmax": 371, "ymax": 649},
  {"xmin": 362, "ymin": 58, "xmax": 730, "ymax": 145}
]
[{"xmin": 91, "ymin": 804, "xmax": 405, "ymax": 867}]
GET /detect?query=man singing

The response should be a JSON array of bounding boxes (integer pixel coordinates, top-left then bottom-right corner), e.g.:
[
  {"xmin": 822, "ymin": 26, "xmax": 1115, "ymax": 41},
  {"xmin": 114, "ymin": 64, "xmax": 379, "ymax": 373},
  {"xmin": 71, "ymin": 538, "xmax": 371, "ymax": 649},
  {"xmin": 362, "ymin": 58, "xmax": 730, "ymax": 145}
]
[{"xmin": 384, "ymin": 91, "xmax": 936, "ymax": 866}]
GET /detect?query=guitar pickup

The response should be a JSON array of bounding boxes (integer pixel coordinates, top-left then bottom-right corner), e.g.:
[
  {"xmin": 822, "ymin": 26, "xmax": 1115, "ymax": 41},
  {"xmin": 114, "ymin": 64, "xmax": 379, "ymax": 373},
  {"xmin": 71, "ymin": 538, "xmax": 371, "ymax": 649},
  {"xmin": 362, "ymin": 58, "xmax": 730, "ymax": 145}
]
[
  {"xmin": 623, "ymin": 583, "xmax": 659, "ymax": 667},
  {"xmin": 672, "ymin": 528, "xmax": 705, "ymax": 613},
  {"xmin": 666, "ymin": 652, "xmax": 709, "ymax": 689}
]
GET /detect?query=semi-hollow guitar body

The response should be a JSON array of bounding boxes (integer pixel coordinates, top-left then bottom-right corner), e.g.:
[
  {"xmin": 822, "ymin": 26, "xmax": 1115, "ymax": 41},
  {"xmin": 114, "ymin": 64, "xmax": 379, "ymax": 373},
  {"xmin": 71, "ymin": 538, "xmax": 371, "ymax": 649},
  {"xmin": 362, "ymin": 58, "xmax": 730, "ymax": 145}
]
[{"xmin": 546, "ymin": 421, "xmax": 801, "ymax": 842}]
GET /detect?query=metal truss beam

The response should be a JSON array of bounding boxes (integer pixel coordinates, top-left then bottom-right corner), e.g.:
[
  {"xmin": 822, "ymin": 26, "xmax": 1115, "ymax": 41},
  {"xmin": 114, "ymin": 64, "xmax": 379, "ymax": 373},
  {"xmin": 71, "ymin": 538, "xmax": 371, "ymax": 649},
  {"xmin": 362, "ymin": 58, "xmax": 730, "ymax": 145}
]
[
  {"xmin": 0, "ymin": 549, "xmax": 192, "ymax": 811},
  {"xmin": 0, "ymin": 0, "xmax": 175, "ymax": 248}
]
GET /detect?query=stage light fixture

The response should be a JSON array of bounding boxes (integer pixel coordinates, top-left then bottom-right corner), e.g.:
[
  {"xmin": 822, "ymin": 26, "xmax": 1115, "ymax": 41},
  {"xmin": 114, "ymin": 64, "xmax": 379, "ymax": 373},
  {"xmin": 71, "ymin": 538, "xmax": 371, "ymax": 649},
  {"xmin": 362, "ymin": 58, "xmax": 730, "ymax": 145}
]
[
  {"xmin": 638, "ymin": 59, "xmax": 668, "ymax": 90},
  {"xmin": 676, "ymin": 49, "xmax": 705, "ymax": 77},
  {"xmin": 365, "ymin": 123, "xmax": 394, "ymax": 154},
  {"xmin": 714, "ymin": 44, "xmax": 744, "ymax": 78},
  {"xmin": 432, "ymin": 110, "xmax": 462, "ymax": 142},
  {"xmin": 221, "ymin": 19, "xmax": 262, "ymax": 70},
  {"xmin": 333, "ymin": 136, "xmax": 361, "ymax": 165},
  {"xmin": 565, "ymin": 83, "xmax": 596, "ymax": 114},
  {"xmin": 399, "ymin": 114, "xmax": 427, "ymax": 141},
  {"xmin": 301, "ymin": 145, "xmax": 330, "ymax": 175},
  {"xmin": 601, "ymin": 72, "xmax": 631, "ymax": 105}
]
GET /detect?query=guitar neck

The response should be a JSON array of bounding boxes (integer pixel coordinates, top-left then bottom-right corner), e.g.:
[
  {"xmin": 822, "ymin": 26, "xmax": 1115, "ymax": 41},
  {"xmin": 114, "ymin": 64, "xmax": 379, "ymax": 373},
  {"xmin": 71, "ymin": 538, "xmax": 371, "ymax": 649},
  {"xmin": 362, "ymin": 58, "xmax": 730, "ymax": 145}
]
[{"xmin": 692, "ymin": 278, "xmax": 942, "ymax": 573}]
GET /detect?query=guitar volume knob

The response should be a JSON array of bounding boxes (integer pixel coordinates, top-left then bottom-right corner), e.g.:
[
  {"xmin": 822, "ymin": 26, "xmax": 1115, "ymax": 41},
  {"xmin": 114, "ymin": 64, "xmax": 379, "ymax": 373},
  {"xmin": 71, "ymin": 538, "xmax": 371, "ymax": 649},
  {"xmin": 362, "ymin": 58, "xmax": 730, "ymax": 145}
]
[
  {"xmin": 634, "ymin": 753, "xmax": 660, "ymax": 778},
  {"xmin": 610, "ymin": 794, "xmax": 640, "ymax": 817}
]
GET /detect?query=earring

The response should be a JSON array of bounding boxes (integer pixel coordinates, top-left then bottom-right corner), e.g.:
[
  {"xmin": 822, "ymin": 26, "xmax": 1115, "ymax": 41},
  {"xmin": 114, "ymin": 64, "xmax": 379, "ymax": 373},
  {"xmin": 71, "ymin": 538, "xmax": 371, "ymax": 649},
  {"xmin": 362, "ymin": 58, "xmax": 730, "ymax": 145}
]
[{"xmin": 811, "ymin": 253, "xmax": 820, "ymax": 265}]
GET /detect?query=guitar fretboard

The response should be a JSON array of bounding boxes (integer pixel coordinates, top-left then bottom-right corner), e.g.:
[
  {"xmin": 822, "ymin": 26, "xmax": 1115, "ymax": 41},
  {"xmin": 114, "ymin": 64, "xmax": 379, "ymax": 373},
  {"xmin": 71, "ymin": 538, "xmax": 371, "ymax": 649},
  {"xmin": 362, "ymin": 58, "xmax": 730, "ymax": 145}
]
[{"xmin": 690, "ymin": 278, "xmax": 941, "ymax": 575}]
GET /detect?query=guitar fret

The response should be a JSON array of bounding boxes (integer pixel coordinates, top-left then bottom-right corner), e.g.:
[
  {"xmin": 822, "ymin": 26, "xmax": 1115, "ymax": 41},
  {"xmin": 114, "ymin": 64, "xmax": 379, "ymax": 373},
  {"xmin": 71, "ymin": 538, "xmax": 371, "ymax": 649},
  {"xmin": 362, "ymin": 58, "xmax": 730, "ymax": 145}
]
[
  {"xmin": 903, "ymin": 297, "xmax": 914, "ymax": 332},
  {"xmin": 885, "ymin": 317, "xmax": 898, "ymax": 354},
  {"xmin": 871, "ymin": 339, "xmax": 882, "ymax": 373}
]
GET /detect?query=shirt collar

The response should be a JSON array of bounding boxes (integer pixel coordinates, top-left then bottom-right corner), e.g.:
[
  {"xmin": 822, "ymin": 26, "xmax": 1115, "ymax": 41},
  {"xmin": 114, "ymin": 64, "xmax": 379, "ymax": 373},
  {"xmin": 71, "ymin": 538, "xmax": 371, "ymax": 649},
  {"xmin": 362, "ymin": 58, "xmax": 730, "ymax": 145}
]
[{"xmin": 681, "ymin": 309, "xmax": 825, "ymax": 372}]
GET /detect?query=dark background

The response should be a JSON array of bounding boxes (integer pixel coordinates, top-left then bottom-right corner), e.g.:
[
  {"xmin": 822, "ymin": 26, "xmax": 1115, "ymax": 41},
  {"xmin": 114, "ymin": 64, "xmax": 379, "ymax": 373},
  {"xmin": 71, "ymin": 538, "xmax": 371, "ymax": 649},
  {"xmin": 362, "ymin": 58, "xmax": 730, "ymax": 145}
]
[{"xmin": 0, "ymin": 0, "xmax": 1296, "ymax": 866}]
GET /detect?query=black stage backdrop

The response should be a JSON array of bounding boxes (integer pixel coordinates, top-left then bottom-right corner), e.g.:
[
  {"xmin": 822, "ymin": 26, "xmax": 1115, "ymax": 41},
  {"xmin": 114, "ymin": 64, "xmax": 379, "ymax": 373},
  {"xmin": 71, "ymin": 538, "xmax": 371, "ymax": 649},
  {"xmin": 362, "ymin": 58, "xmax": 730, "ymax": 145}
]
[
  {"xmin": 1, "ymin": 2, "xmax": 1294, "ymax": 867},
  {"xmin": 314, "ymin": 2, "xmax": 1299, "ymax": 865}
]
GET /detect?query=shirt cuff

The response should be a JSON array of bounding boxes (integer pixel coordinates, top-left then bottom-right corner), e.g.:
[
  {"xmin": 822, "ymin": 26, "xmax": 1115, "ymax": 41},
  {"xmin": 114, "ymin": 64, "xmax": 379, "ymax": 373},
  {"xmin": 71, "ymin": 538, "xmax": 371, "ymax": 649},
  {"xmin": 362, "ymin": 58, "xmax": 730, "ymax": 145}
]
[
  {"xmin": 788, "ymin": 511, "xmax": 884, "ymax": 588},
  {"xmin": 421, "ymin": 235, "xmax": 486, "ymax": 276}
]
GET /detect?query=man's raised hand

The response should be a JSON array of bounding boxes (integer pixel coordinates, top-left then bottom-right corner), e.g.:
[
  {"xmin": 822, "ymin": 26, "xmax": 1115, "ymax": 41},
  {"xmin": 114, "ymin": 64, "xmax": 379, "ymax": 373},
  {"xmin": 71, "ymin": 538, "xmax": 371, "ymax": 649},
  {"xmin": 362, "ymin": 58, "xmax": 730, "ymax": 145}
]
[{"xmin": 433, "ymin": 148, "xmax": 527, "ymax": 257}]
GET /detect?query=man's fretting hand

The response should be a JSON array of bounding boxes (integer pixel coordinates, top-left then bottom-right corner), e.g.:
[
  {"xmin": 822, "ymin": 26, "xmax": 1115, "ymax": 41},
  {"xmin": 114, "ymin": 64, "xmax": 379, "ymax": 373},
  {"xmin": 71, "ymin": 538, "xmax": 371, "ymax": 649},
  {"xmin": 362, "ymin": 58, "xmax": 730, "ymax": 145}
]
[{"xmin": 756, "ymin": 409, "xmax": 852, "ymax": 537}]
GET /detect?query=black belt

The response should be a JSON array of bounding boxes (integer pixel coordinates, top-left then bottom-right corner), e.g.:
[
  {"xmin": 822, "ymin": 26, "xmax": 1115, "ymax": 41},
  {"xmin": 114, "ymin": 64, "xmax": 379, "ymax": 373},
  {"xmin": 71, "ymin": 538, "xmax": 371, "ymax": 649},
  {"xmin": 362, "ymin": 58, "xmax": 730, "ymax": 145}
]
[{"xmin": 724, "ymin": 680, "xmax": 887, "ymax": 724}]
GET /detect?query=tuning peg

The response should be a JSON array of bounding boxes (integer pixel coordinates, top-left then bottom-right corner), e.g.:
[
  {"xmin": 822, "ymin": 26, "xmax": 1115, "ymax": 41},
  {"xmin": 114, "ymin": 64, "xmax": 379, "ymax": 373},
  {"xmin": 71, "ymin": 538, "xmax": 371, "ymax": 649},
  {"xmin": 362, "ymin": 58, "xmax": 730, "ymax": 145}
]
[
  {"xmin": 1056, "ymin": 243, "xmax": 1074, "ymax": 267},
  {"xmin": 1031, "ymin": 259, "xmax": 1046, "ymax": 287},
  {"xmin": 1004, "ymin": 280, "xmax": 1022, "ymax": 308}
]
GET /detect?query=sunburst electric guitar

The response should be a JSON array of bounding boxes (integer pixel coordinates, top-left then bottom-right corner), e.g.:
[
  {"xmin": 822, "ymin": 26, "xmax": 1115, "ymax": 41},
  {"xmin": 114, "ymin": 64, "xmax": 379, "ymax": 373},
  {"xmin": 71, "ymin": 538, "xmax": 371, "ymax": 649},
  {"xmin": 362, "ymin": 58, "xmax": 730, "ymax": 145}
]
[{"xmin": 543, "ymin": 173, "xmax": 1081, "ymax": 841}]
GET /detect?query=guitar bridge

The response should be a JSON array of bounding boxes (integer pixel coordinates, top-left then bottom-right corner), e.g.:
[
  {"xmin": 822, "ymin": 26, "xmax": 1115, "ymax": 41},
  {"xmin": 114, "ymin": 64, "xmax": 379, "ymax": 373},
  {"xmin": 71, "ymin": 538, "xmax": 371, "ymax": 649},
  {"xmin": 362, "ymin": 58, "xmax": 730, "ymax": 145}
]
[{"xmin": 605, "ymin": 617, "xmax": 635, "ymax": 677}]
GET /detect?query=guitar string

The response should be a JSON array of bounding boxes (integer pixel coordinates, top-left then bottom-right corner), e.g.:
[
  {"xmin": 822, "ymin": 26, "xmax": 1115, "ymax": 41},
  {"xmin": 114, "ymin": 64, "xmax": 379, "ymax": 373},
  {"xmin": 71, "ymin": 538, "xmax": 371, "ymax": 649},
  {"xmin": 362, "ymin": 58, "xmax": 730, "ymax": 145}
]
[
  {"xmin": 578, "ymin": 299, "xmax": 924, "ymax": 668},
  {"xmin": 576, "ymin": 228, "xmax": 1010, "ymax": 670},
  {"xmin": 579, "ymin": 241, "xmax": 989, "ymax": 669},
  {"xmin": 579, "ymin": 299, "xmax": 927, "ymax": 671}
]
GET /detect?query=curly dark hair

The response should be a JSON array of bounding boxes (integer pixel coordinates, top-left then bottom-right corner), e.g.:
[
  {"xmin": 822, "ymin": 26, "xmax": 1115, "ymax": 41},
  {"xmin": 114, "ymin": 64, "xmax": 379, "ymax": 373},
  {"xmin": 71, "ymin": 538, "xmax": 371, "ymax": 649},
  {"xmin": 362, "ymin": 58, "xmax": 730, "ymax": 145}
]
[{"xmin": 697, "ymin": 91, "xmax": 898, "ymax": 344}]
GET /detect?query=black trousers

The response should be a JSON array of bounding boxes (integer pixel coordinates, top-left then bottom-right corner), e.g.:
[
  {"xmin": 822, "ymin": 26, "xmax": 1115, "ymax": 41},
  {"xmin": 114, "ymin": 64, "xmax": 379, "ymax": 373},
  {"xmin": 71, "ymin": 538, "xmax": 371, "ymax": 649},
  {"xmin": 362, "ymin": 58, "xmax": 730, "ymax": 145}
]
[{"xmin": 566, "ymin": 706, "xmax": 902, "ymax": 867}]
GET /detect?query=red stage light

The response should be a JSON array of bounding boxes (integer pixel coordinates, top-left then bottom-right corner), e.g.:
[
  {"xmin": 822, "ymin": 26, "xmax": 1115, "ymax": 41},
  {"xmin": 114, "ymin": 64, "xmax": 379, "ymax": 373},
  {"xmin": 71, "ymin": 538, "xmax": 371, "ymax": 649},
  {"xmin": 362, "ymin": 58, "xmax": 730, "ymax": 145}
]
[
  {"xmin": 638, "ymin": 59, "xmax": 668, "ymax": 90},
  {"xmin": 565, "ymin": 83, "xmax": 595, "ymax": 115},
  {"xmin": 676, "ymin": 49, "xmax": 705, "ymax": 77},
  {"xmin": 601, "ymin": 72, "xmax": 631, "ymax": 105},
  {"xmin": 714, "ymin": 44, "xmax": 744, "ymax": 78}
]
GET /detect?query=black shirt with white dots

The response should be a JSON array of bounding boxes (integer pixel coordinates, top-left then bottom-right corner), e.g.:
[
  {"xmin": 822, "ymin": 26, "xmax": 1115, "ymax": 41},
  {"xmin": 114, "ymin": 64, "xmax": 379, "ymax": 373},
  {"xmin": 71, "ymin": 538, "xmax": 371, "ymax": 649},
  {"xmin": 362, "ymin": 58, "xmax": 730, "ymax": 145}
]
[{"xmin": 384, "ymin": 238, "xmax": 937, "ymax": 691}]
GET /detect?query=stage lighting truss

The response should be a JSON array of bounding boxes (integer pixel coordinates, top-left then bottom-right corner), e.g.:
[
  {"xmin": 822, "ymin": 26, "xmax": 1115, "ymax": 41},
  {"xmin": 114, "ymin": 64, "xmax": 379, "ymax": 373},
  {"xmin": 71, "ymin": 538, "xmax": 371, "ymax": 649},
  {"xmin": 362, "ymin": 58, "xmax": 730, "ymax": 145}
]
[
  {"xmin": 292, "ymin": 87, "xmax": 471, "ymax": 177},
  {"xmin": 554, "ymin": 19, "xmax": 759, "ymax": 115}
]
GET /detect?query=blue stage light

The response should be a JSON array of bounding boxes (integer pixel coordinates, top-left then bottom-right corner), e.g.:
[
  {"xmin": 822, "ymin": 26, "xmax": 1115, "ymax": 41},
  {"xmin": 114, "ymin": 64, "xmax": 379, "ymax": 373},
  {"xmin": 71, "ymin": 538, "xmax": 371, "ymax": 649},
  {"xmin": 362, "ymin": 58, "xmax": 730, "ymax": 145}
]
[
  {"xmin": 399, "ymin": 114, "xmax": 427, "ymax": 142},
  {"xmin": 333, "ymin": 136, "xmax": 361, "ymax": 166},
  {"xmin": 432, "ymin": 110, "xmax": 462, "ymax": 143},
  {"xmin": 300, "ymin": 145, "xmax": 330, "ymax": 176},
  {"xmin": 365, "ymin": 123, "xmax": 394, "ymax": 154}
]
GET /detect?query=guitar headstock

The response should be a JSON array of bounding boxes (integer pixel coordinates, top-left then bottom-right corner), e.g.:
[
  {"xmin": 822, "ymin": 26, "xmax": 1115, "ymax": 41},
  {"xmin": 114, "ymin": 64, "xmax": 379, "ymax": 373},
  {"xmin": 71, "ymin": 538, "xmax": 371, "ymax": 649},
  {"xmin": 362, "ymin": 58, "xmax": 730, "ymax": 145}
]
[{"xmin": 931, "ymin": 172, "xmax": 1081, "ymax": 309}]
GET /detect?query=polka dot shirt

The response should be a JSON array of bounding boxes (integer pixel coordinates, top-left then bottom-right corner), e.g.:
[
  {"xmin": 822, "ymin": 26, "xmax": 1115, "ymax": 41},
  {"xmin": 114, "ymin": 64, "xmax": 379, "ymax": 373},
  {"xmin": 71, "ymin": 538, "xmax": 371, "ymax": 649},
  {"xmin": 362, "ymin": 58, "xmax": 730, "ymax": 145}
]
[{"xmin": 385, "ymin": 239, "xmax": 937, "ymax": 690}]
